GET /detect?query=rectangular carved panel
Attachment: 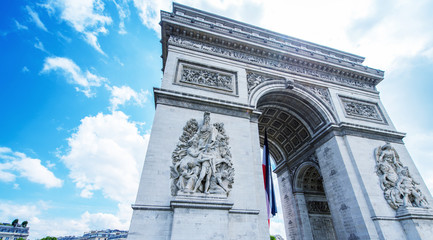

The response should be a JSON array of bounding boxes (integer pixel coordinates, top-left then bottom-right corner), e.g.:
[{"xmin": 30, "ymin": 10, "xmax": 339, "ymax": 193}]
[
  {"xmin": 175, "ymin": 61, "xmax": 237, "ymax": 95},
  {"xmin": 339, "ymin": 96, "xmax": 386, "ymax": 123}
]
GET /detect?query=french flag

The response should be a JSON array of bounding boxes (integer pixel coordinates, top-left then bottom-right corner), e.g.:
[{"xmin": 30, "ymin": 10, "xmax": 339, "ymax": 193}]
[{"xmin": 262, "ymin": 129, "xmax": 277, "ymax": 225}]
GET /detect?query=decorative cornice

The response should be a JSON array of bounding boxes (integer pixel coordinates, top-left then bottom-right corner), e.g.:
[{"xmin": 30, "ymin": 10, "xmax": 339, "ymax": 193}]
[
  {"xmin": 153, "ymin": 88, "xmax": 260, "ymax": 120},
  {"xmin": 160, "ymin": 3, "xmax": 385, "ymax": 88},
  {"xmin": 167, "ymin": 35, "xmax": 378, "ymax": 91}
]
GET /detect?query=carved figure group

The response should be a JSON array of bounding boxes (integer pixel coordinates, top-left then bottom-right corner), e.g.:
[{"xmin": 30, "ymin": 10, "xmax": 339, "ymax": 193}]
[
  {"xmin": 171, "ymin": 112, "xmax": 234, "ymax": 196},
  {"xmin": 375, "ymin": 143, "xmax": 428, "ymax": 209}
]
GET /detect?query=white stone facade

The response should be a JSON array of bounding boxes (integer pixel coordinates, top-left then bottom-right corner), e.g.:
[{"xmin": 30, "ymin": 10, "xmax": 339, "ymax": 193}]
[{"xmin": 128, "ymin": 3, "xmax": 433, "ymax": 240}]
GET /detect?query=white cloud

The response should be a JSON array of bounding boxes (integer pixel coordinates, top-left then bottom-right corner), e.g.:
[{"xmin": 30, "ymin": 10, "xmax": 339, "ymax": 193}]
[
  {"xmin": 47, "ymin": 0, "xmax": 112, "ymax": 54},
  {"xmin": 34, "ymin": 37, "xmax": 48, "ymax": 53},
  {"xmin": 0, "ymin": 201, "xmax": 129, "ymax": 239},
  {"xmin": 107, "ymin": 85, "xmax": 149, "ymax": 111},
  {"xmin": 26, "ymin": 5, "xmax": 48, "ymax": 31},
  {"xmin": 270, "ymin": 172, "xmax": 286, "ymax": 238},
  {"xmin": 41, "ymin": 56, "xmax": 107, "ymax": 97},
  {"xmin": 0, "ymin": 147, "xmax": 63, "ymax": 188},
  {"xmin": 14, "ymin": 19, "xmax": 28, "ymax": 30},
  {"xmin": 113, "ymin": 0, "xmax": 130, "ymax": 34},
  {"xmin": 61, "ymin": 111, "xmax": 149, "ymax": 203}
]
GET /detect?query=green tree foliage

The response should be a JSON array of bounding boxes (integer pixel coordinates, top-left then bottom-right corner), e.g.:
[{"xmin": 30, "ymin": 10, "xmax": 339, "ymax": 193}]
[
  {"xmin": 21, "ymin": 221, "xmax": 28, "ymax": 228},
  {"xmin": 270, "ymin": 236, "xmax": 276, "ymax": 240},
  {"xmin": 16, "ymin": 238, "xmax": 26, "ymax": 240},
  {"xmin": 40, "ymin": 237, "xmax": 57, "ymax": 240},
  {"xmin": 12, "ymin": 219, "xmax": 19, "ymax": 227}
]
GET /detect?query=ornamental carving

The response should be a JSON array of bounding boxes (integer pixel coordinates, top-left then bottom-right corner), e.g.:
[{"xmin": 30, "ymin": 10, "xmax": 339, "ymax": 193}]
[
  {"xmin": 169, "ymin": 36, "xmax": 375, "ymax": 90},
  {"xmin": 307, "ymin": 201, "xmax": 331, "ymax": 214},
  {"xmin": 181, "ymin": 65, "xmax": 233, "ymax": 91},
  {"xmin": 170, "ymin": 112, "xmax": 234, "ymax": 196},
  {"xmin": 301, "ymin": 84, "xmax": 333, "ymax": 110},
  {"xmin": 375, "ymin": 143, "xmax": 429, "ymax": 209},
  {"xmin": 246, "ymin": 71, "xmax": 284, "ymax": 93},
  {"xmin": 341, "ymin": 97, "xmax": 382, "ymax": 121}
]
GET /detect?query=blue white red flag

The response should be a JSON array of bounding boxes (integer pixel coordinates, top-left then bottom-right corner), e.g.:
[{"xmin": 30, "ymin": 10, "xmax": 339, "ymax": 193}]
[{"xmin": 262, "ymin": 129, "xmax": 277, "ymax": 225}]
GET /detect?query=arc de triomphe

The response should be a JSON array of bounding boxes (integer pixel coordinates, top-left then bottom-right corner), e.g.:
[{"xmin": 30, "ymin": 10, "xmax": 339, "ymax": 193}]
[{"xmin": 127, "ymin": 3, "xmax": 433, "ymax": 240}]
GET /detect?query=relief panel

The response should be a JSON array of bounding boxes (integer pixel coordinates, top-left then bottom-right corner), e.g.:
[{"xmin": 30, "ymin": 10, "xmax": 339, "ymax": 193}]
[
  {"xmin": 175, "ymin": 61, "xmax": 237, "ymax": 95},
  {"xmin": 339, "ymin": 95, "xmax": 386, "ymax": 124}
]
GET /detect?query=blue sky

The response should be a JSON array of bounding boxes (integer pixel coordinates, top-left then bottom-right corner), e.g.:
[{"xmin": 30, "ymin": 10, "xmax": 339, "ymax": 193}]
[{"xmin": 1, "ymin": 0, "xmax": 433, "ymax": 239}]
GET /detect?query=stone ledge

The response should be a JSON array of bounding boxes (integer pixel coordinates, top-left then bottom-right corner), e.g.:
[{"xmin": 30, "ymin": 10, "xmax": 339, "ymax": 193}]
[
  {"xmin": 170, "ymin": 195, "xmax": 234, "ymax": 210},
  {"xmin": 229, "ymin": 209, "xmax": 260, "ymax": 215},
  {"xmin": 154, "ymin": 88, "xmax": 261, "ymax": 120},
  {"xmin": 396, "ymin": 207, "xmax": 433, "ymax": 220},
  {"xmin": 131, "ymin": 204, "xmax": 171, "ymax": 211}
]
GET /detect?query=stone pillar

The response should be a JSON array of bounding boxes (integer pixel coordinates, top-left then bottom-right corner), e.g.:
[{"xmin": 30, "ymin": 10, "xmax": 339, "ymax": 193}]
[
  {"xmin": 293, "ymin": 192, "xmax": 314, "ymax": 240},
  {"xmin": 277, "ymin": 168, "xmax": 300, "ymax": 240},
  {"xmin": 128, "ymin": 98, "xmax": 269, "ymax": 240},
  {"xmin": 316, "ymin": 136, "xmax": 380, "ymax": 240}
]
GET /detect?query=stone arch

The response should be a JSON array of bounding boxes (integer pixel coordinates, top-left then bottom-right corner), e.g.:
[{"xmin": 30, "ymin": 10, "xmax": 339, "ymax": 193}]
[
  {"xmin": 249, "ymin": 79, "xmax": 337, "ymax": 125},
  {"xmin": 293, "ymin": 161, "xmax": 321, "ymax": 192},
  {"xmin": 254, "ymin": 85, "xmax": 335, "ymax": 166},
  {"xmin": 254, "ymin": 83, "xmax": 338, "ymax": 240}
]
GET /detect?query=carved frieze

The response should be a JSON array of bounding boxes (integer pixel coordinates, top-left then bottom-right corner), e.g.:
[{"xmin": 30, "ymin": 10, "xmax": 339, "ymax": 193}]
[
  {"xmin": 375, "ymin": 143, "xmax": 429, "ymax": 210},
  {"xmin": 340, "ymin": 96, "xmax": 384, "ymax": 122},
  {"xmin": 170, "ymin": 112, "xmax": 234, "ymax": 196},
  {"xmin": 169, "ymin": 36, "xmax": 376, "ymax": 90},
  {"xmin": 176, "ymin": 62, "xmax": 237, "ymax": 95}
]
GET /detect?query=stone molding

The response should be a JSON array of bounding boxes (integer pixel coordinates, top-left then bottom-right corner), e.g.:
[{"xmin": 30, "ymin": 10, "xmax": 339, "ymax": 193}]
[
  {"xmin": 175, "ymin": 61, "xmax": 237, "ymax": 95},
  {"xmin": 131, "ymin": 204, "xmax": 172, "ymax": 211},
  {"xmin": 161, "ymin": 3, "xmax": 385, "ymax": 80},
  {"xmin": 395, "ymin": 207, "xmax": 433, "ymax": 220},
  {"xmin": 169, "ymin": 36, "xmax": 378, "ymax": 91},
  {"xmin": 171, "ymin": 197, "xmax": 234, "ymax": 210},
  {"xmin": 154, "ymin": 88, "xmax": 260, "ymax": 120}
]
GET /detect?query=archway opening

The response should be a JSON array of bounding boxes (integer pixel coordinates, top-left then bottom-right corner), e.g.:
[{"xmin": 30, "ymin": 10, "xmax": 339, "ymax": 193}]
[{"xmin": 255, "ymin": 89, "xmax": 336, "ymax": 239}]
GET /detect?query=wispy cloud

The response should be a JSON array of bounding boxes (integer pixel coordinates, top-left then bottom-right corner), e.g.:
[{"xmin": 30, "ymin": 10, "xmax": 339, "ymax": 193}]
[
  {"xmin": 34, "ymin": 38, "xmax": 49, "ymax": 53},
  {"xmin": 0, "ymin": 147, "xmax": 63, "ymax": 188},
  {"xmin": 106, "ymin": 85, "xmax": 149, "ymax": 111},
  {"xmin": 46, "ymin": 0, "xmax": 112, "ymax": 54},
  {"xmin": 14, "ymin": 19, "xmax": 28, "ymax": 30},
  {"xmin": 41, "ymin": 56, "xmax": 106, "ymax": 97},
  {"xmin": 26, "ymin": 5, "xmax": 48, "ymax": 31},
  {"xmin": 113, "ymin": 0, "xmax": 130, "ymax": 34}
]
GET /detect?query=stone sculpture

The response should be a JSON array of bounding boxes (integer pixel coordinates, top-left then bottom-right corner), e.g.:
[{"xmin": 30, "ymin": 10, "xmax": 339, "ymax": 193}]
[
  {"xmin": 170, "ymin": 112, "xmax": 234, "ymax": 196},
  {"xmin": 375, "ymin": 143, "xmax": 428, "ymax": 209}
]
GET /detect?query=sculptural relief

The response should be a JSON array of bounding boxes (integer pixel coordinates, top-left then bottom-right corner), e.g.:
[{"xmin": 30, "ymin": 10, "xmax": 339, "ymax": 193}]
[
  {"xmin": 171, "ymin": 112, "xmax": 234, "ymax": 196},
  {"xmin": 181, "ymin": 66, "xmax": 233, "ymax": 91},
  {"xmin": 375, "ymin": 143, "xmax": 428, "ymax": 209}
]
